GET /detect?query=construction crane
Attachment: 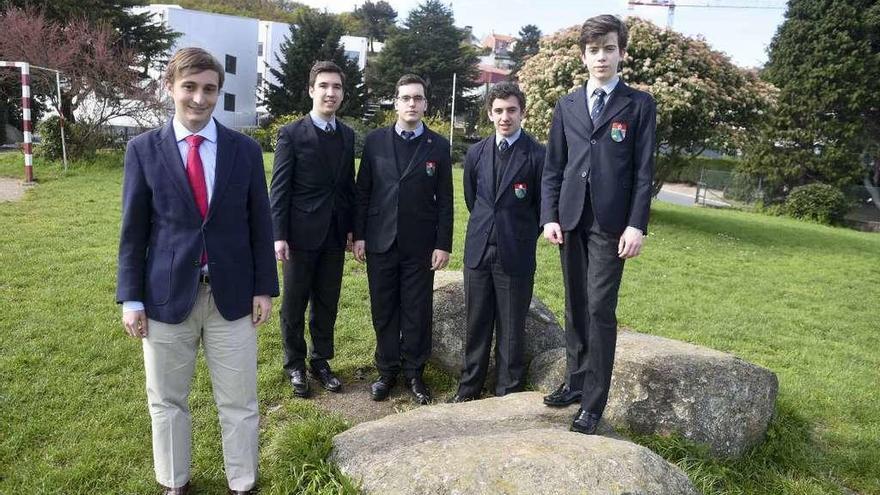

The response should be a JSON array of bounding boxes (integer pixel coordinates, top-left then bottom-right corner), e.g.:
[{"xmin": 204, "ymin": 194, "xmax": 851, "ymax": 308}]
[{"xmin": 627, "ymin": 0, "xmax": 786, "ymax": 29}]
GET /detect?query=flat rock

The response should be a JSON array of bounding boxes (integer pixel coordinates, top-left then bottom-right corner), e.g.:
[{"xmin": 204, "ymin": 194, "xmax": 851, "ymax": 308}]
[
  {"xmin": 528, "ymin": 330, "xmax": 778, "ymax": 458},
  {"xmin": 331, "ymin": 392, "xmax": 699, "ymax": 495},
  {"xmin": 431, "ymin": 271, "xmax": 564, "ymax": 382}
]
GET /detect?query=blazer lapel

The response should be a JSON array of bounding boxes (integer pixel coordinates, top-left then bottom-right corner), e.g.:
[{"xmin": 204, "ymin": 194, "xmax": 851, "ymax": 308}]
[
  {"xmin": 400, "ymin": 128, "xmax": 432, "ymax": 180},
  {"xmin": 475, "ymin": 138, "xmax": 494, "ymax": 203},
  {"xmin": 156, "ymin": 120, "xmax": 201, "ymax": 220},
  {"xmin": 335, "ymin": 122, "xmax": 352, "ymax": 183},
  {"xmin": 384, "ymin": 126, "xmax": 400, "ymax": 179},
  {"xmin": 303, "ymin": 115, "xmax": 330, "ymax": 175},
  {"xmin": 206, "ymin": 120, "xmax": 237, "ymax": 223},
  {"xmin": 567, "ymin": 87, "xmax": 593, "ymax": 138},
  {"xmin": 496, "ymin": 136, "xmax": 530, "ymax": 204},
  {"xmin": 592, "ymin": 82, "xmax": 633, "ymax": 135}
]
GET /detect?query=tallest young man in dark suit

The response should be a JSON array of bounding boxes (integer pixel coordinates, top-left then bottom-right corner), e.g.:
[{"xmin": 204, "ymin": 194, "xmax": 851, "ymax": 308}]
[
  {"xmin": 117, "ymin": 47, "xmax": 277, "ymax": 494},
  {"xmin": 270, "ymin": 61, "xmax": 356, "ymax": 398},
  {"xmin": 540, "ymin": 15, "xmax": 656, "ymax": 435},
  {"xmin": 353, "ymin": 74, "xmax": 454, "ymax": 405}
]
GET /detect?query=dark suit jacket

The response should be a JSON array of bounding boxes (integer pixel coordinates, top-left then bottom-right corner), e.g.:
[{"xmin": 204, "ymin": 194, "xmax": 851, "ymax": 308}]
[
  {"xmin": 354, "ymin": 125, "xmax": 453, "ymax": 257},
  {"xmin": 269, "ymin": 115, "xmax": 356, "ymax": 250},
  {"xmin": 463, "ymin": 132, "xmax": 545, "ymax": 277},
  {"xmin": 540, "ymin": 82, "xmax": 656, "ymax": 235},
  {"xmin": 116, "ymin": 119, "xmax": 279, "ymax": 324}
]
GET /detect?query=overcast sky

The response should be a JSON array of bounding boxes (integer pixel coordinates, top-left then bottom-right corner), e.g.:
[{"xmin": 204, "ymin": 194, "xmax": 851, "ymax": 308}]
[{"xmin": 299, "ymin": 0, "xmax": 787, "ymax": 68}]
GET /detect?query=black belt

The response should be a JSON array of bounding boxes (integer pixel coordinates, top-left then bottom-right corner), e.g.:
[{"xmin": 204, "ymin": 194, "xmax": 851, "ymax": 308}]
[{"xmin": 198, "ymin": 273, "xmax": 210, "ymax": 285}]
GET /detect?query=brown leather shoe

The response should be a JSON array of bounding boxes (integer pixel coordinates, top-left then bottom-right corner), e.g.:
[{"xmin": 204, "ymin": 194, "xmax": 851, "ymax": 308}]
[{"xmin": 159, "ymin": 481, "xmax": 190, "ymax": 495}]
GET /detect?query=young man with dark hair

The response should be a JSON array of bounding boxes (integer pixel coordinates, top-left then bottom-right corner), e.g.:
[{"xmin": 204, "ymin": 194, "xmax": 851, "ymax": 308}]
[
  {"xmin": 451, "ymin": 81, "xmax": 545, "ymax": 402},
  {"xmin": 117, "ymin": 47, "xmax": 277, "ymax": 494},
  {"xmin": 540, "ymin": 15, "xmax": 656, "ymax": 435},
  {"xmin": 353, "ymin": 74, "xmax": 453, "ymax": 405},
  {"xmin": 270, "ymin": 60, "xmax": 356, "ymax": 398}
]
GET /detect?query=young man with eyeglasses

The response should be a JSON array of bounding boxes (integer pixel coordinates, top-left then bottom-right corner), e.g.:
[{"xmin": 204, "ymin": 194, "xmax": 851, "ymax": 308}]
[{"xmin": 353, "ymin": 74, "xmax": 453, "ymax": 405}]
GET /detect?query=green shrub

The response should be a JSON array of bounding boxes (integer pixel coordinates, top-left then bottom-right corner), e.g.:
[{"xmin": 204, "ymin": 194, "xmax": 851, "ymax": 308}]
[
  {"xmin": 241, "ymin": 126, "xmax": 274, "ymax": 152},
  {"xmin": 37, "ymin": 116, "xmax": 111, "ymax": 161},
  {"xmin": 783, "ymin": 183, "xmax": 848, "ymax": 224}
]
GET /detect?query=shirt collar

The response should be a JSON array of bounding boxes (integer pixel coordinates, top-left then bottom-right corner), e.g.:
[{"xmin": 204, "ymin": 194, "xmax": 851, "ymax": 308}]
[
  {"xmin": 173, "ymin": 117, "xmax": 217, "ymax": 144},
  {"xmin": 587, "ymin": 76, "xmax": 620, "ymax": 98},
  {"xmin": 495, "ymin": 128, "xmax": 522, "ymax": 147},
  {"xmin": 395, "ymin": 121, "xmax": 425, "ymax": 139},
  {"xmin": 309, "ymin": 111, "xmax": 337, "ymax": 131}
]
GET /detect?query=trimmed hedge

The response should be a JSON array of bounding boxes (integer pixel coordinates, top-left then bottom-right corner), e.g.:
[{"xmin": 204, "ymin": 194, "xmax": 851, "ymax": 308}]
[{"xmin": 783, "ymin": 183, "xmax": 848, "ymax": 224}]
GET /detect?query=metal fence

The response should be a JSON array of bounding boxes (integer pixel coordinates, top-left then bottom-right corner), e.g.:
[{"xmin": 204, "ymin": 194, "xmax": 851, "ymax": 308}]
[{"xmin": 694, "ymin": 168, "xmax": 766, "ymax": 207}]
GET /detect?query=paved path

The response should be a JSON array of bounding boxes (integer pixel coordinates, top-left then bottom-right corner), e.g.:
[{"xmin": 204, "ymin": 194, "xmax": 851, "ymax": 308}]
[
  {"xmin": 0, "ymin": 177, "xmax": 24, "ymax": 202},
  {"xmin": 657, "ymin": 183, "xmax": 730, "ymax": 208}
]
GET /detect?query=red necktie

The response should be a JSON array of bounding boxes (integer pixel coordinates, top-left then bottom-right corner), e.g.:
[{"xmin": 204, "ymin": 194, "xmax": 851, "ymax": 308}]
[{"xmin": 184, "ymin": 134, "xmax": 208, "ymax": 265}]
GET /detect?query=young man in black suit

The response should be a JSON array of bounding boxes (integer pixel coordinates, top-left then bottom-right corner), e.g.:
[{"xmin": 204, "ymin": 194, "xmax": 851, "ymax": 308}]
[
  {"xmin": 270, "ymin": 61, "xmax": 356, "ymax": 398},
  {"xmin": 540, "ymin": 15, "xmax": 656, "ymax": 434},
  {"xmin": 451, "ymin": 82, "xmax": 545, "ymax": 402},
  {"xmin": 353, "ymin": 74, "xmax": 454, "ymax": 405}
]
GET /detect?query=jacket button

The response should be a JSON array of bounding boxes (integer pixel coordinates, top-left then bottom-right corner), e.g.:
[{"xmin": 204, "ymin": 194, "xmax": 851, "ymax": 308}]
[
  {"xmin": 581, "ymin": 171, "xmax": 587, "ymax": 178},
  {"xmin": 193, "ymin": 260, "xmax": 200, "ymax": 267},
  {"xmin": 590, "ymin": 139, "xmax": 597, "ymax": 145}
]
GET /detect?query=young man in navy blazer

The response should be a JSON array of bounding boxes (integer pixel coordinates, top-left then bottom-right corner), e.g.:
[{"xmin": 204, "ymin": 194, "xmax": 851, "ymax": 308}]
[
  {"xmin": 353, "ymin": 74, "xmax": 453, "ymax": 405},
  {"xmin": 451, "ymin": 82, "xmax": 545, "ymax": 402},
  {"xmin": 116, "ymin": 48, "xmax": 277, "ymax": 494},
  {"xmin": 270, "ymin": 61, "xmax": 356, "ymax": 398},
  {"xmin": 540, "ymin": 15, "xmax": 656, "ymax": 435}
]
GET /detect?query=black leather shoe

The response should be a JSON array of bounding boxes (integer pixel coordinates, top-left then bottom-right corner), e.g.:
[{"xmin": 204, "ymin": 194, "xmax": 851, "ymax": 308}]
[
  {"xmin": 543, "ymin": 382, "xmax": 582, "ymax": 407},
  {"xmin": 370, "ymin": 375, "xmax": 396, "ymax": 401},
  {"xmin": 407, "ymin": 377, "xmax": 432, "ymax": 405},
  {"xmin": 447, "ymin": 393, "xmax": 477, "ymax": 403},
  {"xmin": 160, "ymin": 481, "xmax": 191, "ymax": 495},
  {"xmin": 289, "ymin": 369, "xmax": 310, "ymax": 398},
  {"xmin": 312, "ymin": 366, "xmax": 342, "ymax": 393},
  {"xmin": 227, "ymin": 489, "xmax": 256, "ymax": 495},
  {"xmin": 570, "ymin": 408, "xmax": 601, "ymax": 435}
]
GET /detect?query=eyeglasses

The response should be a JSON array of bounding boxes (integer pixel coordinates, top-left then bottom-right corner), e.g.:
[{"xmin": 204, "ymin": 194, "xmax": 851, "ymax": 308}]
[{"xmin": 397, "ymin": 95, "xmax": 426, "ymax": 104}]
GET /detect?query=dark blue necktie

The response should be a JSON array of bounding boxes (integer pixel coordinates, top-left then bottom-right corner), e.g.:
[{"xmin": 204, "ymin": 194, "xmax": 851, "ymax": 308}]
[
  {"xmin": 591, "ymin": 88, "xmax": 606, "ymax": 122},
  {"xmin": 498, "ymin": 139, "xmax": 509, "ymax": 152},
  {"xmin": 401, "ymin": 130, "xmax": 415, "ymax": 140}
]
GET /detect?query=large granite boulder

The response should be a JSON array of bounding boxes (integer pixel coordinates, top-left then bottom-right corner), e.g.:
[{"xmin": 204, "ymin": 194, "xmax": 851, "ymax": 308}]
[
  {"xmin": 528, "ymin": 330, "xmax": 778, "ymax": 458},
  {"xmin": 331, "ymin": 392, "xmax": 700, "ymax": 495},
  {"xmin": 431, "ymin": 271, "xmax": 564, "ymax": 378}
]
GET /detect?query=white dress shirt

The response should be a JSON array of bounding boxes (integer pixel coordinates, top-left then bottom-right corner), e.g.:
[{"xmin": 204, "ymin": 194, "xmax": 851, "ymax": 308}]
[
  {"xmin": 309, "ymin": 111, "xmax": 337, "ymax": 132},
  {"xmin": 395, "ymin": 121, "xmax": 425, "ymax": 139},
  {"xmin": 586, "ymin": 76, "xmax": 620, "ymax": 116},
  {"xmin": 495, "ymin": 128, "xmax": 522, "ymax": 149}
]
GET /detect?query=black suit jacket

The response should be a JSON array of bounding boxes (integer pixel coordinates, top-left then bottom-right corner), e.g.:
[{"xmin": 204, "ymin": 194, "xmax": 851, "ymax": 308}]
[
  {"xmin": 540, "ymin": 82, "xmax": 656, "ymax": 235},
  {"xmin": 354, "ymin": 125, "xmax": 453, "ymax": 257},
  {"xmin": 116, "ymin": 119, "xmax": 279, "ymax": 324},
  {"xmin": 270, "ymin": 115, "xmax": 356, "ymax": 250},
  {"xmin": 463, "ymin": 132, "xmax": 545, "ymax": 277}
]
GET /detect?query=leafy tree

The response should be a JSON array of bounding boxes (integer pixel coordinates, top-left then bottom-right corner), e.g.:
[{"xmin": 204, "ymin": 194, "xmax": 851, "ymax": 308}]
[
  {"xmin": 367, "ymin": 0, "xmax": 479, "ymax": 118},
  {"xmin": 518, "ymin": 18, "xmax": 774, "ymax": 195},
  {"xmin": 264, "ymin": 9, "xmax": 365, "ymax": 117},
  {"xmin": 510, "ymin": 24, "xmax": 541, "ymax": 79},
  {"xmin": 741, "ymin": 0, "xmax": 880, "ymax": 194},
  {"xmin": 352, "ymin": 0, "xmax": 397, "ymax": 53}
]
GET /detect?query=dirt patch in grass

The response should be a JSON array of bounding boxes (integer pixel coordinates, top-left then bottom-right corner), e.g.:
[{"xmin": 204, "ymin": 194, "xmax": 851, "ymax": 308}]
[{"xmin": 0, "ymin": 177, "xmax": 25, "ymax": 202}]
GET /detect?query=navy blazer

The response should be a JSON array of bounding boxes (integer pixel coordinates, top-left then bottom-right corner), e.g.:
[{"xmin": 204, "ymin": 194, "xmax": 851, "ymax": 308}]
[
  {"xmin": 540, "ymin": 82, "xmax": 656, "ymax": 235},
  {"xmin": 269, "ymin": 115, "xmax": 356, "ymax": 249},
  {"xmin": 354, "ymin": 125, "xmax": 454, "ymax": 257},
  {"xmin": 116, "ymin": 119, "xmax": 279, "ymax": 324},
  {"xmin": 463, "ymin": 132, "xmax": 545, "ymax": 277}
]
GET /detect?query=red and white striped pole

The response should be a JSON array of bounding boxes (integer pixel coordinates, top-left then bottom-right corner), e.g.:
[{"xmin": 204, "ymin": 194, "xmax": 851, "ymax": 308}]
[{"xmin": 0, "ymin": 61, "xmax": 34, "ymax": 183}]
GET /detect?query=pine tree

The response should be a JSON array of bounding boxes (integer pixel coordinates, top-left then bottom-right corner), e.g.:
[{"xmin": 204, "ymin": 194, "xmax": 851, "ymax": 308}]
[
  {"xmin": 265, "ymin": 9, "xmax": 366, "ymax": 117},
  {"xmin": 510, "ymin": 24, "xmax": 541, "ymax": 79},
  {"xmin": 366, "ymin": 0, "xmax": 479, "ymax": 117}
]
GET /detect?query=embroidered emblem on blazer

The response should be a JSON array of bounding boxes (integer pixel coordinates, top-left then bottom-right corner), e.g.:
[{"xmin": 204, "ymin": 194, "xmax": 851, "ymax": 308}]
[
  {"xmin": 611, "ymin": 122, "xmax": 627, "ymax": 142},
  {"xmin": 426, "ymin": 160, "xmax": 436, "ymax": 176},
  {"xmin": 514, "ymin": 182, "xmax": 527, "ymax": 199}
]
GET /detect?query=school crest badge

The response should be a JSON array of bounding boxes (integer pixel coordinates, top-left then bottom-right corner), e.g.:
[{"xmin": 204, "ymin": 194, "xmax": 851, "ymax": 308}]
[
  {"xmin": 611, "ymin": 122, "xmax": 627, "ymax": 142},
  {"xmin": 426, "ymin": 160, "xmax": 437, "ymax": 176},
  {"xmin": 514, "ymin": 182, "xmax": 527, "ymax": 199}
]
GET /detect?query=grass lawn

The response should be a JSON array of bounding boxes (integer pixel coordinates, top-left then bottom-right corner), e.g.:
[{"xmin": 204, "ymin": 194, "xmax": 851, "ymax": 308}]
[{"xmin": 0, "ymin": 151, "xmax": 878, "ymax": 494}]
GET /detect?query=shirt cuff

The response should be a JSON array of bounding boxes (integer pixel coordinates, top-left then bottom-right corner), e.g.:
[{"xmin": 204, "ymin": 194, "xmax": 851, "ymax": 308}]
[
  {"xmin": 122, "ymin": 301, "xmax": 145, "ymax": 313},
  {"xmin": 626, "ymin": 226, "xmax": 644, "ymax": 235}
]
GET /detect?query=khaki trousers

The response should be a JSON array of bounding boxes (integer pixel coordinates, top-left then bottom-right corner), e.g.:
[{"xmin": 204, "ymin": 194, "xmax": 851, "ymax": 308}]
[{"xmin": 142, "ymin": 283, "xmax": 258, "ymax": 490}]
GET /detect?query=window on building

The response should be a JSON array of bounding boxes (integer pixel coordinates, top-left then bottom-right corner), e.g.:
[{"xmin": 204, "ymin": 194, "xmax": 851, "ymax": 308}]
[
  {"xmin": 224, "ymin": 93, "xmax": 236, "ymax": 112},
  {"xmin": 257, "ymin": 42, "xmax": 263, "ymax": 57},
  {"xmin": 257, "ymin": 72, "xmax": 263, "ymax": 86},
  {"xmin": 225, "ymin": 54, "xmax": 237, "ymax": 75}
]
